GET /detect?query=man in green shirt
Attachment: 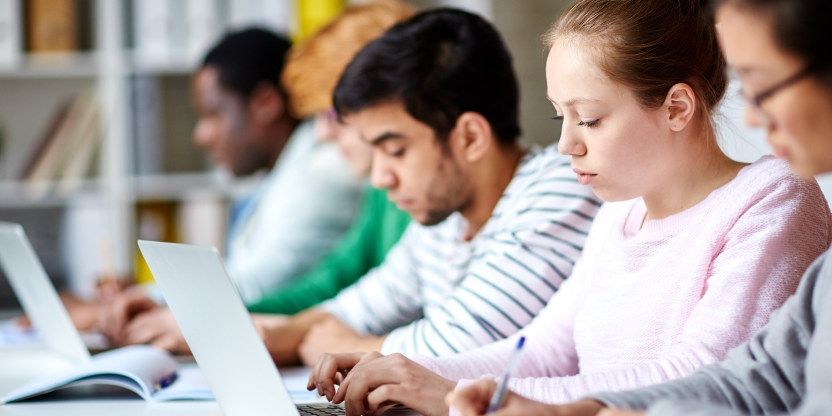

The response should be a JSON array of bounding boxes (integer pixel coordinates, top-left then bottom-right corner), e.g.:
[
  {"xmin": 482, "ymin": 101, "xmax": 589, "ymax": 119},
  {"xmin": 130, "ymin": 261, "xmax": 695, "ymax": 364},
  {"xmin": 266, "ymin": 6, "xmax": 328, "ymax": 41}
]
[
  {"xmin": 248, "ymin": 186, "xmax": 409, "ymax": 314},
  {"xmin": 246, "ymin": 0, "xmax": 414, "ymax": 316}
]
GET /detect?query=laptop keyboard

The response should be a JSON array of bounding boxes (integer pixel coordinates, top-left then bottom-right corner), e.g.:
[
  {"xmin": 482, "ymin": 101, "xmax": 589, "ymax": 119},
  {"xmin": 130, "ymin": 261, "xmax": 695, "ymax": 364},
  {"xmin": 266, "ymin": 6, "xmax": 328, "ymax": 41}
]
[{"xmin": 297, "ymin": 403, "xmax": 346, "ymax": 415}]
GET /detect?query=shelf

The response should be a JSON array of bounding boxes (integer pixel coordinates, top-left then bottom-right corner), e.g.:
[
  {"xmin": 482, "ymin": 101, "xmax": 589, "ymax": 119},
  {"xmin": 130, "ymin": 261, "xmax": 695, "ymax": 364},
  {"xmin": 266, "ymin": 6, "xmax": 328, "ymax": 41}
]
[
  {"xmin": 0, "ymin": 178, "xmax": 104, "ymax": 208},
  {"xmin": 127, "ymin": 51, "xmax": 197, "ymax": 76},
  {"xmin": 0, "ymin": 52, "xmax": 99, "ymax": 79},
  {"xmin": 0, "ymin": 171, "xmax": 262, "ymax": 208},
  {"xmin": 131, "ymin": 171, "xmax": 258, "ymax": 201},
  {"xmin": 0, "ymin": 51, "xmax": 199, "ymax": 79}
]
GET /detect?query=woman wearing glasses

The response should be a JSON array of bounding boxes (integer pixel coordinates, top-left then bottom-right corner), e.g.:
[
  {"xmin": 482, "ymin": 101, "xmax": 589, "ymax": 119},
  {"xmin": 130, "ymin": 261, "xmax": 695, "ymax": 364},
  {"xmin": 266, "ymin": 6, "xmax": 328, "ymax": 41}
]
[{"xmin": 447, "ymin": 0, "xmax": 832, "ymax": 414}]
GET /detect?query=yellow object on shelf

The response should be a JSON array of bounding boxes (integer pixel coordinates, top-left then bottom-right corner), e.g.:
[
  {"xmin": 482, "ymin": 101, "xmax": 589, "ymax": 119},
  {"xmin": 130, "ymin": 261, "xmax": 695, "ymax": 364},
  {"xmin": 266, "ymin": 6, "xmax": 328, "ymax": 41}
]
[
  {"xmin": 295, "ymin": 0, "xmax": 345, "ymax": 42},
  {"xmin": 134, "ymin": 201, "xmax": 180, "ymax": 284}
]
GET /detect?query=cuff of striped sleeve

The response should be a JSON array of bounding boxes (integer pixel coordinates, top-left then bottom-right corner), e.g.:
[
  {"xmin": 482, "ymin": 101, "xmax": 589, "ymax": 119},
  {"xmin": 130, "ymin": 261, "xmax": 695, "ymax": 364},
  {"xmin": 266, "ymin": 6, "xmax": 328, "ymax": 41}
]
[{"xmin": 319, "ymin": 299, "xmax": 353, "ymax": 329}]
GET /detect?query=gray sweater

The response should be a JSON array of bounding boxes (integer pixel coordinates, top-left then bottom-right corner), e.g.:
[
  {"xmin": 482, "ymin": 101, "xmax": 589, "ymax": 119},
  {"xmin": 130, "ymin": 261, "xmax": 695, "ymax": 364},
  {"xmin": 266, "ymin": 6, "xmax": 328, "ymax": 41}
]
[{"xmin": 592, "ymin": 248, "xmax": 832, "ymax": 416}]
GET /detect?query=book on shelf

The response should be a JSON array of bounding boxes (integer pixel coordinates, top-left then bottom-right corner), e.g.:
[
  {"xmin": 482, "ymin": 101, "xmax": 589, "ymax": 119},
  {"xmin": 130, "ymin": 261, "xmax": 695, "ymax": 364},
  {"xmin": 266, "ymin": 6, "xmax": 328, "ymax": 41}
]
[
  {"xmin": 17, "ymin": 98, "xmax": 73, "ymax": 180},
  {"xmin": 131, "ymin": 0, "xmax": 181, "ymax": 66},
  {"xmin": 132, "ymin": 0, "xmax": 230, "ymax": 68},
  {"xmin": 25, "ymin": 0, "xmax": 78, "ymax": 52},
  {"xmin": 53, "ymin": 95, "xmax": 101, "ymax": 195},
  {"xmin": 135, "ymin": 201, "xmax": 180, "ymax": 285},
  {"xmin": 185, "ymin": 0, "xmax": 223, "ymax": 64},
  {"xmin": 131, "ymin": 75, "xmax": 163, "ymax": 175},
  {"xmin": 20, "ymin": 89, "xmax": 101, "ymax": 198},
  {"xmin": 0, "ymin": 121, "xmax": 5, "ymax": 164},
  {"xmin": 0, "ymin": 0, "xmax": 22, "ymax": 67},
  {"xmin": 2, "ymin": 345, "xmax": 213, "ymax": 403}
]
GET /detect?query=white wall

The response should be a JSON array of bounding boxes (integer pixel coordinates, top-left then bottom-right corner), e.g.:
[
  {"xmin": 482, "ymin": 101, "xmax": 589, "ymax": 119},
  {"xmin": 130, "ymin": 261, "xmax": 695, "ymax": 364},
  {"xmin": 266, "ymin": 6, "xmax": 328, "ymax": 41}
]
[{"xmin": 717, "ymin": 80, "xmax": 832, "ymax": 206}]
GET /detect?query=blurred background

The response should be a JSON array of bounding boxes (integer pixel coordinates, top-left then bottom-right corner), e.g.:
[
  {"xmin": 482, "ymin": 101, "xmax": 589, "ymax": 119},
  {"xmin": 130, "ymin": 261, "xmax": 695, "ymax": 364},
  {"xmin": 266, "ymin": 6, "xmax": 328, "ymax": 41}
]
[{"xmin": 0, "ymin": 0, "xmax": 825, "ymax": 310}]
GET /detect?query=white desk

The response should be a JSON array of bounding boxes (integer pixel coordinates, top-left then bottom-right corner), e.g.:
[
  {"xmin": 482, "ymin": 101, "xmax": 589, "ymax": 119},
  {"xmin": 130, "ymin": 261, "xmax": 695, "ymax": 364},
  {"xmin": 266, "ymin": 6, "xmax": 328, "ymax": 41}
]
[
  {"xmin": 0, "ymin": 400, "xmax": 224, "ymax": 416},
  {"xmin": 0, "ymin": 369, "xmax": 223, "ymax": 416},
  {"xmin": 0, "ymin": 349, "xmax": 324, "ymax": 416}
]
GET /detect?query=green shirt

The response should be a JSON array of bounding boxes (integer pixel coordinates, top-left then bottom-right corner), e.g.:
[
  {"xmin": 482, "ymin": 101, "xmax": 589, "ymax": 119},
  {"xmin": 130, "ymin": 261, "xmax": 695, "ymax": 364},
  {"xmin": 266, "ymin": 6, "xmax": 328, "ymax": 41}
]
[{"xmin": 246, "ymin": 186, "xmax": 410, "ymax": 314}]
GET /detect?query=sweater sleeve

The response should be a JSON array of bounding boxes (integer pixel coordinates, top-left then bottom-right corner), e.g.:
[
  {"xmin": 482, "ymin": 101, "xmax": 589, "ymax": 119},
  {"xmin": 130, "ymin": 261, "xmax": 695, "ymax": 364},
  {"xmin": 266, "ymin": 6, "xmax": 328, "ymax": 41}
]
[
  {"xmin": 593, "ymin": 251, "xmax": 832, "ymax": 416},
  {"xmin": 412, "ymin": 254, "xmax": 592, "ymax": 380},
  {"xmin": 460, "ymin": 177, "xmax": 831, "ymax": 404},
  {"xmin": 246, "ymin": 188, "xmax": 400, "ymax": 315}
]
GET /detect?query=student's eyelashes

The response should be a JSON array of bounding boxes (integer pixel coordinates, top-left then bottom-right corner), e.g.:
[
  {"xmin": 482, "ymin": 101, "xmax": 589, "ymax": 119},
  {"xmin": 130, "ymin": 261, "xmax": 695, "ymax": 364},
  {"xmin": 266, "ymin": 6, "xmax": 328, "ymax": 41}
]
[
  {"xmin": 551, "ymin": 115, "xmax": 599, "ymax": 128},
  {"xmin": 578, "ymin": 119, "xmax": 600, "ymax": 128}
]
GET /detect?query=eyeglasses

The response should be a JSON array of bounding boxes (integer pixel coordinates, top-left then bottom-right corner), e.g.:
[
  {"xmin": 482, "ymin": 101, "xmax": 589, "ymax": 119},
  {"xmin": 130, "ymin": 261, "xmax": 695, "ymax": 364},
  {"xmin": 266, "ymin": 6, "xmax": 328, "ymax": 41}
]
[{"xmin": 742, "ymin": 65, "xmax": 814, "ymax": 123}]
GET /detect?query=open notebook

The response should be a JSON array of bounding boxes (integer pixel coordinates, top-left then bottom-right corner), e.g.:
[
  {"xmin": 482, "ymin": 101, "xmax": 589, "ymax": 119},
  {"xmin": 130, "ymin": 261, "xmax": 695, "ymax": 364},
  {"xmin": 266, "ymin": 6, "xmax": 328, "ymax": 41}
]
[
  {"xmin": 0, "ymin": 223, "xmax": 210, "ymax": 403},
  {"xmin": 1, "ymin": 345, "xmax": 211, "ymax": 403}
]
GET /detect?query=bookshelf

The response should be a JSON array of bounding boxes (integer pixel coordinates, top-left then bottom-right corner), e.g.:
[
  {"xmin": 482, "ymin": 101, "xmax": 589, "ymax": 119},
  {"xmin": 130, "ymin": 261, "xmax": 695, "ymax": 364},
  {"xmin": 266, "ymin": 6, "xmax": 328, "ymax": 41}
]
[
  {"xmin": 0, "ymin": 0, "xmax": 584, "ymax": 302},
  {"xmin": 0, "ymin": 0, "xmax": 304, "ymax": 298}
]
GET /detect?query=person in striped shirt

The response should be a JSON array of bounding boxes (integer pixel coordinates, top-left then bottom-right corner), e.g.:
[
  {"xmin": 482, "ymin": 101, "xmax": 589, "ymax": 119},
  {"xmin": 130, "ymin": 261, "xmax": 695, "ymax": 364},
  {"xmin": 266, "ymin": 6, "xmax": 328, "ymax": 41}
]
[{"xmin": 253, "ymin": 8, "xmax": 602, "ymax": 366}]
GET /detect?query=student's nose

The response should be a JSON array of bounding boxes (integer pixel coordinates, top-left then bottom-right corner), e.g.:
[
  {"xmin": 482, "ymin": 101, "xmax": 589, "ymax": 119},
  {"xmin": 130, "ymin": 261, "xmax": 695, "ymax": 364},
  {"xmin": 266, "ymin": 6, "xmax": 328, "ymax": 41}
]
[
  {"xmin": 370, "ymin": 157, "xmax": 397, "ymax": 190},
  {"xmin": 557, "ymin": 127, "xmax": 587, "ymax": 157}
]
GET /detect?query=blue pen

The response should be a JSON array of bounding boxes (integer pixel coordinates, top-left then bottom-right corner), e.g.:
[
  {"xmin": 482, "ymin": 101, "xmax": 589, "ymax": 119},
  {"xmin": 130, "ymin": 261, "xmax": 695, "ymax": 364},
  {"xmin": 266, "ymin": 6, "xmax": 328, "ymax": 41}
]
[
  {"xmin": 486, "ymin": 336, "xmax": 526, "ymax": 414},
  {"xmin": 156, "ymin": 372, "xmax": 178, "ymax": 390}
]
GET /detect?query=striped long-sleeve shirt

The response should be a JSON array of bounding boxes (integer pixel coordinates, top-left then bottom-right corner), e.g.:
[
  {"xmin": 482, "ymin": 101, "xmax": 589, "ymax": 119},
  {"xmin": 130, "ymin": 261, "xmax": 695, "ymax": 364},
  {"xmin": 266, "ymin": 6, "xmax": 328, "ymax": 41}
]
[{"xmin": 322, "ymin": 145, "xmax": 602, "ymax": 357}]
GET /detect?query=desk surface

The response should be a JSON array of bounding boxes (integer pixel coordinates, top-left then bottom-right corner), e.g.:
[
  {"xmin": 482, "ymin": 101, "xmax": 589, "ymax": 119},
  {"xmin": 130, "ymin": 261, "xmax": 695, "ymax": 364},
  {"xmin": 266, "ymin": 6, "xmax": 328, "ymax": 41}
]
[
  {"xmin": 0, "ymin": 347, "xmax": 419, "ymax": 415},
  {"xmin": 0, "ymin": 349, "xmax": 324, "ymax": 416},
  {"xmin": 0, "ymin": 400, "xmax": 225, "ymax": 416}
]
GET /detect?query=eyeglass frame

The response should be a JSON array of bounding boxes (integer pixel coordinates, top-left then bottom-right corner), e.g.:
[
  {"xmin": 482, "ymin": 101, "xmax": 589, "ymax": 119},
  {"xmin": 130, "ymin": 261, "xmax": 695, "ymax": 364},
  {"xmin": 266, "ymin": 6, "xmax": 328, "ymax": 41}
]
[{"xmin": 743, "ymin": 64, "xmax": 815, "ymax": 117}]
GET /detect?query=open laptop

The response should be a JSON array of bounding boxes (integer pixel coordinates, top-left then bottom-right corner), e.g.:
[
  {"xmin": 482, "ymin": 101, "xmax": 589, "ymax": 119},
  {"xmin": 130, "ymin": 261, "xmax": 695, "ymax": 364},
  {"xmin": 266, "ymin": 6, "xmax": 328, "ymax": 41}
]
[
  {"xmin": 140, "ymin": 240, "xmax": 362, "ymax": 416},
  {"xmin": 0, "ymin": 222, "xmax": 90, "ymax": 365}
]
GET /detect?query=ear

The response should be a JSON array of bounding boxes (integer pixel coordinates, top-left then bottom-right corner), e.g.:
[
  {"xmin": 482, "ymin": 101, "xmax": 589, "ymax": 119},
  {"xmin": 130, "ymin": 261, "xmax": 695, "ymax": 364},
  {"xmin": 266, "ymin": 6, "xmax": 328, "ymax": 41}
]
[
  {"xmin": 449, "ymin": 112, "xmax": 494, "ymax": 163},
  {"xmin": 247, "ymin": 82, "xmax": 286, "ymax": 126},
  {"xmin": 664, "ymin": 83, "xmax": 698, "ymax": 132}
]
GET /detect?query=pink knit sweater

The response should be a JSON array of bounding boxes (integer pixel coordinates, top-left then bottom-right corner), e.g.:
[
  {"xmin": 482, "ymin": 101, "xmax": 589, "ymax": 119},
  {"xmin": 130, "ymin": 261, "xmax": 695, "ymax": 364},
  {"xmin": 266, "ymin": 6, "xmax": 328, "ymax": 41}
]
[{"xmin": 413, "ymin": 156, "xmax": 832, "ymax": 406}]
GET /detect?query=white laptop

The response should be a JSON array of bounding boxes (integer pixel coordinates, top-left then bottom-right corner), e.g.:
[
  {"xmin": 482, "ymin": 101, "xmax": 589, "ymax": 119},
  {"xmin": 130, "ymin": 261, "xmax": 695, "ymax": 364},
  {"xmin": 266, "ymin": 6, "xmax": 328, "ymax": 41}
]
[
  {"xmin": 138, "ymin": 240, "xmax": 355, "ymax": 416},
  {"xmin": 0, "ymin": 222, "xmax": 90, "ymax": 366}
]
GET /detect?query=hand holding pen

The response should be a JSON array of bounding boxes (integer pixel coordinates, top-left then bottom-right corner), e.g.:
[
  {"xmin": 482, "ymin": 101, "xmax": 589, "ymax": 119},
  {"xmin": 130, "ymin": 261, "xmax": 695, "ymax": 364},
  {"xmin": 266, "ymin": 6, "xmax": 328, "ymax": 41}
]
[{"xmin": 486, "ymin": 335, "xmax": 526, "ymax": 413}]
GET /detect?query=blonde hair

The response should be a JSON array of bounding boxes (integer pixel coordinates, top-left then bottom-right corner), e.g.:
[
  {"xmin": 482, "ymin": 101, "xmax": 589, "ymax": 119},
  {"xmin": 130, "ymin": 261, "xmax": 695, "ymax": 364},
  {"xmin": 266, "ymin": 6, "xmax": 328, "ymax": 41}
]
[{"xmin": 282, "ymin": 0, "xmax": 414, "ymax": 118}]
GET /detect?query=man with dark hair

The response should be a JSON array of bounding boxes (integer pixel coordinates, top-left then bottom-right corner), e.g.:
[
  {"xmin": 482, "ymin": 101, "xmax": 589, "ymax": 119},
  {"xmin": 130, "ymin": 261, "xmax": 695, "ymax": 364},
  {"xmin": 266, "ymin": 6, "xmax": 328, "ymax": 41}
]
[
  {"xmin": 98, "ymin": 28, "xmax": 363, "ymax": 351},
  {"xmin": 254, "ymin": 9, "xmax": 601, "ymax": 366}
]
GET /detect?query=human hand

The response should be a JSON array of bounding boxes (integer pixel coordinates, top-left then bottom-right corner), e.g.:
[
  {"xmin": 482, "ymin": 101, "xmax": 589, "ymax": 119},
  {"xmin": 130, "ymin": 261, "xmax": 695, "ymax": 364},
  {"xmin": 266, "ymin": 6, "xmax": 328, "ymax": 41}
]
[
  {"xmin": 122, "ymin": 307, "xmax": 190, "ymax": 354},
  {"xmin": 328, "ymin": 352, "xmax": 456, "ymax": 416},
  {"xmin": 251, "ymin": 313, "xmax": 290, "ymax": 340},
  {"xmin": 98, "ymin": 285, "xmax": 159, "ymax": 343},
  {"xmin": 307, "ymin": 352, "xmax": 372, "ymax": 401},
  {"xmin": 447, "ymin": 379, "xmax": 606, "ymax": 416},
  {"xmin": 298, "ymin": 317, "xmax": 384, "ymax": 366},
  {"xmin": 94, "ymin": 275, "xmax": 133, "ymax": 303},
  {"xmin": 17, "ymin": 292, "xmax": 102, "ymax": 332},
  {"xmin": 60, "ymin": 292, "xmax": 103, "ymax": 331},
  {"xmin": 251, "ymin": 313, "xmax": 308, "ymax": 365}
]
